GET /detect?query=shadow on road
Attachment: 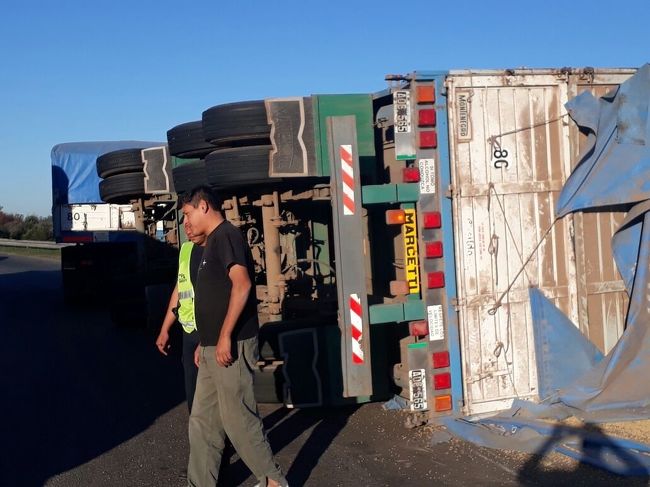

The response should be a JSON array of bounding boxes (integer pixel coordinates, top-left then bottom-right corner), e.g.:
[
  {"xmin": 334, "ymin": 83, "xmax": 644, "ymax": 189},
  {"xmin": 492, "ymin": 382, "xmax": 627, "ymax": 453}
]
[
  {"xmin": 219, "ymin": 405, "xmax": 358, "ymax": 486},
  {"xmin": 0, "ymin": 266, "xmax": 185, "ymax": 487},
  {"xmin": 517, "ymin": 423, "xmax": 650, "ymax": 486}
]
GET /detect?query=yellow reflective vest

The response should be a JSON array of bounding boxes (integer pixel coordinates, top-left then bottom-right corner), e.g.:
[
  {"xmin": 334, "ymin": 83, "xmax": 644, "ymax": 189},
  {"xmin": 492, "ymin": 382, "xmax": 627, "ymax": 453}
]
[{"xmin": 177, "ymin": 242, "xmax": 196, "ymax": 333}]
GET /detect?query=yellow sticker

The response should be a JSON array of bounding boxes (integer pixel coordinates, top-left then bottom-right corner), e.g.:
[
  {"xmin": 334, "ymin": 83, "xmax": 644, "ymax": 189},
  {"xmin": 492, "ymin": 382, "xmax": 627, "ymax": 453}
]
[{"xmin": 402, "ymin": 208, "xmax": 420, "ymax": 294}]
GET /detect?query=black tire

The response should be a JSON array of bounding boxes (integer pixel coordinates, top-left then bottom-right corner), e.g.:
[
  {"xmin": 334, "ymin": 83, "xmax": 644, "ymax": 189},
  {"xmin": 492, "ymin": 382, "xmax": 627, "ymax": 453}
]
[
  {"xmin": 172, "ymin": 159, "xmax": 207, "ymax": 195},
  {"xmin": 167, "ymin": 121, "xmax": 216, "ymax": 158},
  {"xmin": 97, "ymin": 149, "xmax": 145, "ymax": 178},
  {"xmin": 205, "ymin": 146, "xmax": 280, "ymax": 188},
  {"xmin": 202, "ymin": 100, "xmax": 270, "ymax": 146},
  {"xmin": 99, "ymin": 173, "xmax": 145, "ymax": 203}
]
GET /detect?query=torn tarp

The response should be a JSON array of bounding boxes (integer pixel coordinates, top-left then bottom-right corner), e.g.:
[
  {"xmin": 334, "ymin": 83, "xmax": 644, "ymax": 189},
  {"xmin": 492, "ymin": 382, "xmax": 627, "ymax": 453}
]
[
  {"xmin": 530, "ymin": 289, "xmax": 604, "ymax": 401},
  {"xmin": 441, "ymin": 415, "xmax": 650, "ymax": 476},
  {"xmin": 557, "ymin": 64, "xmax": 650, "ymax": 217},
  {"xmin": 555, "ymin": 205, "xmax": 650, "ymax": 419}
]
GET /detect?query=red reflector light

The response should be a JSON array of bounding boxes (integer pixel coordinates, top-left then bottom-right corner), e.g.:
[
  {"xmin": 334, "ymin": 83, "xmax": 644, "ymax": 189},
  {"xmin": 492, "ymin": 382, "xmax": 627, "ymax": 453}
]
[
  {"xmin": 433, "ymin": 351, "xmax": 450, "ymax": 369},
  {"xmin": 435, "ymin": 395, "xmax": 452, "ymax": 411},
  {"xmin": 386, "ymin": 209, "xmax": 406, "ymax": 225},
  {"xmin": 418, "ymin": 109, "xmax": 436, "ymax": 127},
  {"xmin": 402, "ymin": 167, "xmax": 421, "ymax": 183},
  {"xmin": 426, "ymin": 241, "xmax": 443, "ymax": 258},
  {"xmin": 427, "ymin": 272, "xmax": 445, "ymax": 289},
  {"xmin": 419, "ymin": 131, "xmax": 438, "ymax": 148},
  {"xmin": 423, "ymin": 212, "xmax": 441, "ymax": 229},
  {"xmin": 417, "ymin": 85, "xmax": 435, "ymax": 104},
  {"xmin": 408, "ymin": 320, "xmax": 428, "ymax": 336},
  {"xmin": 62, "ymin": 235, "xmax": 93, "ymax": 243},
  {"xmin": 433, "ymin": 372, "xmax": 451, "ymax": 390}
]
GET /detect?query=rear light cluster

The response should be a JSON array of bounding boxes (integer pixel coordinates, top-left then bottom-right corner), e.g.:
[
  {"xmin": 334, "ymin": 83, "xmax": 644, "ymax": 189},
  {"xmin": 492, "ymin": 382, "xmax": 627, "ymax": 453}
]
[
  {"xmin": 406, "ymin": 324, "xmax": 453, "ymax": 411},
  {"xmin": 433, "ymin": 351, "xmax": 452, "ymax": 411},
  {"xmin": 397, "ymin": 81, "xmax": 452, "ymax": 414},
  {"xmin": 418, "ymin": 82, "xmax": 451, "ymax": 413}
]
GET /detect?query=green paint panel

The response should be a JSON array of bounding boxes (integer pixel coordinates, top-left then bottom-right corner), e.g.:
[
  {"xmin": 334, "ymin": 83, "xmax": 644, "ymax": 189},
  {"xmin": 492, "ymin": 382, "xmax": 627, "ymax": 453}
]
[
  {"xmin": 172, "ymin": 156, "xmax": 201, "ymax": 169},
  {"xmin": 407, "ymin": 342, "xmax": 428, "ymax": 349},
  {"xmin": 397, "ymin": 183, "xmax": 420, "ymax": 202},
  {"xmin": 369, "ymin": 303, "xmax": 404, "ymax": 324},
  {"xmin": 362, "ymin": 184, "xmax": 398, "ymax": 204},
  {"xmin": 404, "ymin": 299, "xmax": 425, "ymax": 321},
  {"xmin": 313, "ymin": 94, "xmax": 376, "ymax": 177}
]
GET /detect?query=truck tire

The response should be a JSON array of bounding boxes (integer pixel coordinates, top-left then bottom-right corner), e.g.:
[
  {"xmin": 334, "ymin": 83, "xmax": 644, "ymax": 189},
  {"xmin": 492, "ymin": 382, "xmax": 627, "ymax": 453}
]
[
  {"xmin": 172, "ymin": 159, "xmax": 207, "ymax": 195},
  {"xmin": 202, "ymin": 101, "xmax": 270, "ymax": 146},
  {"xmin": 205, "ymin": 146, "xmax": 281, "ymax": 188},
  {"xmin": 99, "ymin": 172, "xmax": 145, "ymax": 203},
  {"xmin": 97, "ymin": 149, "xmax": 145, "ymax": 178},
  {"xmin": 167, "ymin": 121, "xmax": 216, "ymax": 158}
]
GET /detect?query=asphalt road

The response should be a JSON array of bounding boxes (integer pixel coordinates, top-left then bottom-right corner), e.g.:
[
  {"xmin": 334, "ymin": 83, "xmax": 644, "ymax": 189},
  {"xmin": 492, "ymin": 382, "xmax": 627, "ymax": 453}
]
[{"xmin": 0, "ymin": 252, "xmax": 643, "ymax": 486}]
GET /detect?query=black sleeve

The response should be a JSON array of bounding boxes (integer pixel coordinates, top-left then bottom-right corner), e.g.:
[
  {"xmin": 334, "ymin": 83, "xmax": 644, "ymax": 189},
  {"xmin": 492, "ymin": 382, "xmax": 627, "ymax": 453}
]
[{"xmin": 220, "ymin": 226, "xmax": 248, "ymax": 273}]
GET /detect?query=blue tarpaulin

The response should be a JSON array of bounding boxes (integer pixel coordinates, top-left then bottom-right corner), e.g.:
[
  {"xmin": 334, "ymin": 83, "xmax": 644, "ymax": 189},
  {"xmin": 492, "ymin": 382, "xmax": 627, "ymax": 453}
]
[
  {"xmin": 51, "ymin": 141, "xmax": 163, "ymax": 205},
  {"xmin": 557, "ymin": 64, "xmax": 650, "ymax": 216},
  {"xmin": 442, "ymin": 65, "xmax": 650, "ymax": 476}
]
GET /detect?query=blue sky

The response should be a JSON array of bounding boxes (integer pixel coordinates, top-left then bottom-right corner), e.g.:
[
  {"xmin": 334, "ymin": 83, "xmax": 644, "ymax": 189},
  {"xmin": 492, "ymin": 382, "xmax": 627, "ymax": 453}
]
[{"xmin": 1, "ymin": 0, "xmax": 648, "ymax": 216}]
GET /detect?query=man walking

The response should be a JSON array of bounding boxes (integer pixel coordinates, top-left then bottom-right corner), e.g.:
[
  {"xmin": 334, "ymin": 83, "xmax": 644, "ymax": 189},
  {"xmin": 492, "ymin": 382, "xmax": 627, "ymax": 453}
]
[
  {"xmin": 156, "ymin": 220, "xmax": 206, "ymax": 412},
  {"xmin": 181, "ymin": 186, "xmax": 288, "ymax": 487}
]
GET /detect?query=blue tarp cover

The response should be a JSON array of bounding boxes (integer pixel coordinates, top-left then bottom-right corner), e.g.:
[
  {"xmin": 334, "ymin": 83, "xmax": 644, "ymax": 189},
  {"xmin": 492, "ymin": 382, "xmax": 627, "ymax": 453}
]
[
  {"xmin": 51, "ymin": 141, "xmax": 163, "ymax": 205},
  {"xmin": 557, "ymin": 64, "xmax": 650, "ymax": 216}
]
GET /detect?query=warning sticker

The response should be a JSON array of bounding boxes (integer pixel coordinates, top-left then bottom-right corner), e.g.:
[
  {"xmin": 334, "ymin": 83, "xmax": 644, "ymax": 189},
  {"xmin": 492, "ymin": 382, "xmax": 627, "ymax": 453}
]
[
  {"xmin": 419, "ymin": 158, "xmax": 436, "ymax": 194},
  {"xmin": 428, "ymin": 305, "xmax": 444, "ymax": 341}
]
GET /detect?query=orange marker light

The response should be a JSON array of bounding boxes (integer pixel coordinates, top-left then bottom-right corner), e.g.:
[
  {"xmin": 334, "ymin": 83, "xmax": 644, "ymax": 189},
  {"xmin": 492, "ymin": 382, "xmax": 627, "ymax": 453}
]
[
  {"xmin": 435, "ymin": 395, "xmax": 452, "ymax": 412},
  {"xmin": 386, "ymin": 209, "xmax": 406, "ymax": 225},
  {"xmin": 417, "ymin": 85, "xmax": 435, "ymax": 104}
]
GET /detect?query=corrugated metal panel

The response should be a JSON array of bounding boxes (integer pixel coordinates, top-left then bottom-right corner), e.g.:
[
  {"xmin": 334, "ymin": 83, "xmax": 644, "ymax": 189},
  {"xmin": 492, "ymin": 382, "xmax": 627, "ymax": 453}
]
[
  {"xmin": 568, "ymin": 74, "xmax": 632, "ymax": 355},
  {"xmin": 446, "ymin": 69, "xmax": 634, "ymax": 415}
]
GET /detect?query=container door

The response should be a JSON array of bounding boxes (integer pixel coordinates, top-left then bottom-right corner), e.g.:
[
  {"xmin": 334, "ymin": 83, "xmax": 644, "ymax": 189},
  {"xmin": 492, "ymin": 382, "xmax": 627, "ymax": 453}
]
[{"xmin": 446, "ymin": 69, "xmax": 634, "ymax": 415}]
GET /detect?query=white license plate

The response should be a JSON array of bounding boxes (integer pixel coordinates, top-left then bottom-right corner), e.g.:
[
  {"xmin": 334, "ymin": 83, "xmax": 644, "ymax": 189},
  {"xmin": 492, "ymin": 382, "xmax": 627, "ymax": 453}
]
[{"xmin": 409, "ymin": 368, "xmax": 428, "ymax": 411}]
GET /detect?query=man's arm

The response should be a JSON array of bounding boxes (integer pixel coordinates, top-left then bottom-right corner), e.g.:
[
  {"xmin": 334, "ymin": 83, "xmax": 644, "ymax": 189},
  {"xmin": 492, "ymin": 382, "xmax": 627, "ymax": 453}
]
[
  {"xmin": 156, "ymin": 283, "xmax": 179, "ymax": 356},
  {"xmin": 215, "ymin": 264, "xmax": 252, "ymax": 367}
]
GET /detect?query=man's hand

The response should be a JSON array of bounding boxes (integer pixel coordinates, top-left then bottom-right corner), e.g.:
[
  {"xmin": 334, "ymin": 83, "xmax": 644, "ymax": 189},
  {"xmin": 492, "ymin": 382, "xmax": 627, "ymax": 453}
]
[
  {"xmin": 215, "ymin": 335, "xmax": 233, "ymax": 367},
  {"xmin": 156, "ymin": 330, "xmax": 170, "ymax": 355},
  {"xmin": 194, "ymin": 344, "xmax": 201, "ymax": 368}
]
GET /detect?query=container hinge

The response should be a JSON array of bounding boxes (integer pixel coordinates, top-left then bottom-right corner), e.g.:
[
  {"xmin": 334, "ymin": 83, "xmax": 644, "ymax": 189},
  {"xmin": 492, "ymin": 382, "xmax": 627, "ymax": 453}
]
[
  {"xmin": 450, "ymin": 297, "xmax": 463, "ymax": 312},
  {"xmin": 445, "ymin": 184, "xmax": 455, "ymax": 199}
]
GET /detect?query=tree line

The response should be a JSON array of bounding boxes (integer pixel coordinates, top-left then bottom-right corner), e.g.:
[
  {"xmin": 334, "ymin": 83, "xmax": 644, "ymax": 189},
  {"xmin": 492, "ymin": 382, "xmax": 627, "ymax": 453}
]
[{"xmin": 0, "ymin": 207, "xmax": 53, "ymax": 241}]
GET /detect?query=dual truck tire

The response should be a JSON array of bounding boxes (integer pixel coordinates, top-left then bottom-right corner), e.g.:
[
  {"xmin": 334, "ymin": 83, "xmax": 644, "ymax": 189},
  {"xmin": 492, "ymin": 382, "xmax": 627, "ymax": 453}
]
[
  {"xmin": 97, "ymin": 101, "xmax": 273, "ymax": 203},
  {"xmin": 171, "ymin": 101, "xmax": 276, "ymax": 195}
]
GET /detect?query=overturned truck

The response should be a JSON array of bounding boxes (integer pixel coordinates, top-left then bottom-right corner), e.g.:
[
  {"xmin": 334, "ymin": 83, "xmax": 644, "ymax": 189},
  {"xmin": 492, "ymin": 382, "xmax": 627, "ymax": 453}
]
[{"xmin": 89, "ymin": 67, "xmax": 639, "ymax": 419}]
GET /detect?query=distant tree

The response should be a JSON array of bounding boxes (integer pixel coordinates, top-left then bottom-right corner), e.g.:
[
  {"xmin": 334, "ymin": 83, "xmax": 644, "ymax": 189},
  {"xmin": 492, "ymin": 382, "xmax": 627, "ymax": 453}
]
[{"xmin": 0, "ymin": 206, "xmax": 53, "ymax": 241}]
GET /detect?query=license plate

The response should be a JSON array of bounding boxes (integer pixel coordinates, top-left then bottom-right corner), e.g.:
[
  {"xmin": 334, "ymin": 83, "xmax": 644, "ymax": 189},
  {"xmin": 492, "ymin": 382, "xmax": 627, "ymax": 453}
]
[{"xmin": 409, "ymin": 368, "xmax": 428, "ymax": 411}]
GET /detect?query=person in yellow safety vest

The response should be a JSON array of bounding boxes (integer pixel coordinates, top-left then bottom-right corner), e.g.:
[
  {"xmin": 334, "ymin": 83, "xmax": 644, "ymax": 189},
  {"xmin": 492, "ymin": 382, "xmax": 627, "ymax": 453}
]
[{"xmin": 156, "ymin": 219, "xmax": 207, "ymax": 412}]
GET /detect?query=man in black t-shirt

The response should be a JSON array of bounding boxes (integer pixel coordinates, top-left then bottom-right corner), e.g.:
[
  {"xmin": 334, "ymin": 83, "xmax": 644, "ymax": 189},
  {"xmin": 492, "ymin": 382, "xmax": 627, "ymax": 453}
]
[{"xmin": 181, "ymin": 186, "xmax": 288, "ymax": 487}]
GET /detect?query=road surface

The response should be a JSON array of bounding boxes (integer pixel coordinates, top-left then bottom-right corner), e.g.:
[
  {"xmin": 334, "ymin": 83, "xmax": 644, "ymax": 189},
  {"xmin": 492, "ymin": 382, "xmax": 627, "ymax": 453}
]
[{"xmin": 0, "ymin": 252, "xmax": 643, "ymax": 486}]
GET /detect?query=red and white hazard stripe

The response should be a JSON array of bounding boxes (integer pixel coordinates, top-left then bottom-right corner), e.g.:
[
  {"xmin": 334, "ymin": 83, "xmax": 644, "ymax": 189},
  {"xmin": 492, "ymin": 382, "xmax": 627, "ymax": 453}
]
[
  {"xmin": 350, "ymin": 293, "xmax": 364, "ymax": 364},
  {"xmin": 340, "ymin": 145, "xmax": 355, "ymax": 216}
]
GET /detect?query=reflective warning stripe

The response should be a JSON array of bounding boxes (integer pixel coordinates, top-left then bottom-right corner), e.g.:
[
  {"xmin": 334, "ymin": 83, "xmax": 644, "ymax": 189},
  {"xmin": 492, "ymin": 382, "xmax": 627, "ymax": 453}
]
[
  {"xmin": 350, "ymin": 293, "xmax": 364, "ymax": 364},
  {"xmin": 340, "ymin": 145, "xmax": 355, "ymax": 216},
  {"xmin": 178, "ymin": 290, "xmax": 194, "ymax": 300}
]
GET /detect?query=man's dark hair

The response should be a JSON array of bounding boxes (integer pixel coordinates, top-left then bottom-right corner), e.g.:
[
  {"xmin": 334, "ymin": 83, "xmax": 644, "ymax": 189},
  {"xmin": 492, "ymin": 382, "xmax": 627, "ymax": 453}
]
[{"xmin": 179, "ymin": 185, "xmax": 223, "ymax": 211}]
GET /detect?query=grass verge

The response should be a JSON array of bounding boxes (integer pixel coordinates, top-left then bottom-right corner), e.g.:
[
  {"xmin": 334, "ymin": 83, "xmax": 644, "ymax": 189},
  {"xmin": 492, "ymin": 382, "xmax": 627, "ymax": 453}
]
[{"xmin": 0, "ymin": 246, "xmax": 61, "ymax": 261}]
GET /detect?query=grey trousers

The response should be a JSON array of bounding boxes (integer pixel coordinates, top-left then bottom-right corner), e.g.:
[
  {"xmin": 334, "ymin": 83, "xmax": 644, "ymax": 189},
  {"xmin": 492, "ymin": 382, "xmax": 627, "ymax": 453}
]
[{"xmin": 187, "ymin": 336, "xmax": 286, "ymax": 487}]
